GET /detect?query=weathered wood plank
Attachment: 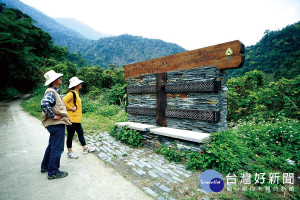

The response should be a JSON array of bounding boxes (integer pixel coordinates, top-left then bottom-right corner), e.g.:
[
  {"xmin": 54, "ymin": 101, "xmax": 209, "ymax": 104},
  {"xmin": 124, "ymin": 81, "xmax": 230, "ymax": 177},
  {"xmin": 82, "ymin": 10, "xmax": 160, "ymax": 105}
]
[
  {"xmin": 124, "ymin": 40, "xmax": 245, "ymax": 78},
  {"xmin": 156, "ymin": 73, "xmax": 167, "ymax": 127}
]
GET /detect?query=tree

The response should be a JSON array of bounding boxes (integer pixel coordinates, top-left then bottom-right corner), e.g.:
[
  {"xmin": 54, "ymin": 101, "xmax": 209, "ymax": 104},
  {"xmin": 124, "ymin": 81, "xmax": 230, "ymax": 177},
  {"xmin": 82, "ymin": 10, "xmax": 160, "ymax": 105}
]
[{"xmin": 0, "ymin": 4, "xmax": 71, "ymax": 98}]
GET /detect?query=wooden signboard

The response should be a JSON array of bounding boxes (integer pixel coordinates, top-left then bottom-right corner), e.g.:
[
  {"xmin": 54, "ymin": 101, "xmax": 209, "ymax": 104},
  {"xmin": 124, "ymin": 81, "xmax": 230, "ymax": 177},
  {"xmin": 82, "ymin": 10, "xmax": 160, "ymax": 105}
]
[{"xmin": 124, "ymin": 40, "xmax": 245, "ymax": 79}]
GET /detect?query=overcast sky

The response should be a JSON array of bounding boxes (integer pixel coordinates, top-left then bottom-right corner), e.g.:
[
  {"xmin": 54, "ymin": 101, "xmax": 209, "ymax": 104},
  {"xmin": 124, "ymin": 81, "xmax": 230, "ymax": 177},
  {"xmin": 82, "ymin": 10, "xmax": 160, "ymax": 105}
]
[{"xmin": 20, "ymin": 0, "xmax": 300, "ymax": 50}]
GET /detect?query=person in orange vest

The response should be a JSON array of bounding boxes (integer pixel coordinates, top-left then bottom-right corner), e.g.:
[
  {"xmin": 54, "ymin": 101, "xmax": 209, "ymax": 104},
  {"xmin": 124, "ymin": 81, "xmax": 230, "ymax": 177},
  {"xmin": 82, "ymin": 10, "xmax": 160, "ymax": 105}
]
[{"xmin": 63, "ymin": 77, "xmax": 95, "ymax": 159}]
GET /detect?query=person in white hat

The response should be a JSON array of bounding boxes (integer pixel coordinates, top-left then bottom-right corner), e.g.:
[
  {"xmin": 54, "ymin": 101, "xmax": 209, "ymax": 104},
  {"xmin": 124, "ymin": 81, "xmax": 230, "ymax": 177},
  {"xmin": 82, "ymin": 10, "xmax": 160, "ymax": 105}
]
[
  {"xmin": 63, "ymin": 77, "xmax": 95, "ymax": 159},
  {"xmin": 40, "ymin": 70, "xmax": 71, "ymax": 180}
]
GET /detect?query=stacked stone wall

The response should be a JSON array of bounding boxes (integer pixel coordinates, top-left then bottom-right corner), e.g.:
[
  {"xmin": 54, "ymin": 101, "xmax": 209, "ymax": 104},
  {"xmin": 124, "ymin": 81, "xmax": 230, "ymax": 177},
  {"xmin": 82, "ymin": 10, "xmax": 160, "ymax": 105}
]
[{"xmin": 127, "ymin": 66, "xmax": 227, "ymax": 133}]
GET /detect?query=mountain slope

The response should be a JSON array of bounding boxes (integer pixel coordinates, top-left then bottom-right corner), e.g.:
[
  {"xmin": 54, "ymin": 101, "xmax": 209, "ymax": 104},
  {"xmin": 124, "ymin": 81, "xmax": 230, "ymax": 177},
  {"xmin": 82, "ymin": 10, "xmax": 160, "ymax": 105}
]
[
  {"xmin": 227, "ymin": 21, "xmax": 300, "ymax": 79},
  {"xmin": 55, "ymin": 18, "xmax": 109, "ymax": 40},
  {"xmin": 0, "ymin": 0, "xmax": 88, "ymax": 46},
  {"xmin": 73, "ymin": 34, "xmax": 186, "ymax": 67}
]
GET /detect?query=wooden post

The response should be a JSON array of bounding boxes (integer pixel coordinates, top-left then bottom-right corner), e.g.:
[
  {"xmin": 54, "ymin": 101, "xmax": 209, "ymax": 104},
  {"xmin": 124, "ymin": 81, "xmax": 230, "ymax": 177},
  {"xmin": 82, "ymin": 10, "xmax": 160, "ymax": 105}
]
[{"xmin": 156, "ymin": 73, "xmax": 167, "ymax": 127}]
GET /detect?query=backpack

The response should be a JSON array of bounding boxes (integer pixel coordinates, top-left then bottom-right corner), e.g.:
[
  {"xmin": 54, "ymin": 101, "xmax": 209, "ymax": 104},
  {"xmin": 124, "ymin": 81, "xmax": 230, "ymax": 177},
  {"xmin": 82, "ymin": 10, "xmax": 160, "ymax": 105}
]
[{"xmin": 69, "ymin": 91, "xmax": 77, "ymax": 109}]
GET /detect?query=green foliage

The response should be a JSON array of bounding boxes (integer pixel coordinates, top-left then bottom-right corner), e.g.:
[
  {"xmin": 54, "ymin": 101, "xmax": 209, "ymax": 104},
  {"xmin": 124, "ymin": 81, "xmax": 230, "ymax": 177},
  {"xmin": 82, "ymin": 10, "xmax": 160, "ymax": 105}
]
[
  {"xmin": 109, "ymin": 126, "xmax": 143, "ymax": 148},
  {"xmin": 0, "ymin": 87, "xmax": 18, "ymax": 100},
  {"xmin": 154, "ymin": 117, "xmax": 299, "ymax": 177},
  {"xmin": 85, "ymin": 86, "xmax": 104, "ymax": 100},
  {"xmin": 228, "ymin": 21, "xmax": 300, "ymax": 79},
  {"xmin": 156, "ymin": 144, "xmax": 182, "ymax": 162},
  {"xmin": 76, "ymin": 66, "xmax": 104, "ymax": 94},
  {"xmin": 94, "ymin": 104, "xmax": 121, "ymax": 117},
  {"xmin": 103, "ymin": 83, "xmax": 127, "ymax": 106},
  {"xmin": 227, "ymin": 70, "xmax": 299, "ymax": 122},
  {"xmin": 0, "ymin": 4, "xmax": 71, "ymax": 98},
  {"xmin": 237, "ymin": 118, "xmax": 299, "ymax": 173},
  {"xmin": 184, "ymin": 130, "xmax": 252, "ymax": 173},
  {"xmin": 76, "ymin": 65, "xmax": 125, "ymax": 94},
  {"xmin": 21, "ymin": 85, "xmax": 44, "ymax": 118},
  {"xmin": 217, "ymin": 193, "xmax": 237, "ymax": 200},
  {"xmin": 0, "ymin": 4, "xmax": 40, "ymax": 91},
  {"xmin": 80, "ymin": 95, "xmax": 123, "ymax": 117},
  {"xmin": 67, "ymin": 52, "xmax": 87, "ymax": 67},
  {"xmin": 243, "ymin": 184, "xmax": 300, "ymax": 200},
  {"xmin": 42, "ymin": 61, "xmax": 78, "ymax": 85},
  {"xmin": 243, "ymin": 187, "xmax": 273, "ymax": 200}
]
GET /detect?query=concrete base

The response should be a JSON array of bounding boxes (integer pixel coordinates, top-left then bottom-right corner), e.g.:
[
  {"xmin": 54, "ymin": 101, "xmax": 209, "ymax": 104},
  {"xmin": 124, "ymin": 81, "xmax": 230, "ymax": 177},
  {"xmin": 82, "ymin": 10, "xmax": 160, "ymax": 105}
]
[
  {"xmin": 115, "ymin": 122, "xmax": 157, "ymax": 132},
  {"xmin": 115, "ymin": 122, "xmax": 210, "ymax": 143}
]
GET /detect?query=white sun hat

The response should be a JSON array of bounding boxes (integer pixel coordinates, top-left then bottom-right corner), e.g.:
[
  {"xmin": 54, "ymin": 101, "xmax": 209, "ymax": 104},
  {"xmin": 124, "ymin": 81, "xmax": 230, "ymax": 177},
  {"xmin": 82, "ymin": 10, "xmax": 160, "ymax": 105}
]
[
  {"xmin": 68, "ymin": 77, "xmax": 84, "ymax": 89},
  {"xmin": 44, "ymin": 70, "xmax": 63, "ymax": 86}
]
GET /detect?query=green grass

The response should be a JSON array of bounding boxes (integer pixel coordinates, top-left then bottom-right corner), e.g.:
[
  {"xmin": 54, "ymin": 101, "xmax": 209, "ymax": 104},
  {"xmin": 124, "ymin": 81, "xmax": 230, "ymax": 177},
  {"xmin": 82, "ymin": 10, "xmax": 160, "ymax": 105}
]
[
  {"xmin": 22, "ymin": 94, "xmax": 43, "ymax": 118},
  {"xmin": 22, "ymin": 91, "xmax": 128, "ymax": 135},
  {"xmin": 82, "ymin": 111, "xmax": 127, "ymax": 135}
]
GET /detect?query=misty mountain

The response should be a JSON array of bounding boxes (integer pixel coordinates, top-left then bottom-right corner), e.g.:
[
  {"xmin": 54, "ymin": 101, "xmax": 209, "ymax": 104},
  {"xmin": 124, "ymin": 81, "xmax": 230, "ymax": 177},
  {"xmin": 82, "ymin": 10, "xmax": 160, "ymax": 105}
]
[
  {"xmin": 0, "ymin": 0, "xmax": 88, "ymax": 46},
  {"xmin": 54, "ymin": 18, "xmax": 109, "ymax": 40},
  {"xmin": 1, "ymin": 0, "xmax": 186, "ymax": 68}
]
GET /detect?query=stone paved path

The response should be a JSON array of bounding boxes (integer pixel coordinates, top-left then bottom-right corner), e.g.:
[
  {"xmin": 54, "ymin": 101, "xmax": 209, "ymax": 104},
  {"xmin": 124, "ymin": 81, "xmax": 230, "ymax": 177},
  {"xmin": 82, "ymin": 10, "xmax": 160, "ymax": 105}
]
[{"xmin": 84, "ymin": 132, "xmax": 211, "ymax": 200}]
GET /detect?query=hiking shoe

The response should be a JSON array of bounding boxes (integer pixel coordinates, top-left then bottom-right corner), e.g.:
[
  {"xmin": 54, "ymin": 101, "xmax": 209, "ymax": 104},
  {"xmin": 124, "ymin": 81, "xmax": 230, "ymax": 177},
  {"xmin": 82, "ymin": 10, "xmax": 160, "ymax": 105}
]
[
  {"xmin": 83, "ymin": 146, "xmax": 95, "ymax": 154},
  {"xmin": 41, "ymin": 168, "xmax": 48, "ymax": 173},
  {"xmin": 48, "ymin": 171, "xmax": 68, "ymax": 180},
  {"xmin": 67, "ymin": 151, "xmax": 79, "ymax": 159}
]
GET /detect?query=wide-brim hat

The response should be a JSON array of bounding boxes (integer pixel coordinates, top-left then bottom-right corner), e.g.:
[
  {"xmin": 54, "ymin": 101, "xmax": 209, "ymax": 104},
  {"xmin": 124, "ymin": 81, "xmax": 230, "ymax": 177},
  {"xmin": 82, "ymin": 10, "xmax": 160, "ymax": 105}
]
[
  {"xmin": 44, "ymin": 70, "xmax": 63, "ymax": 86},
  {"xmin": 68, "ymin": 77, "xmax": 84, "ymax": 89}
]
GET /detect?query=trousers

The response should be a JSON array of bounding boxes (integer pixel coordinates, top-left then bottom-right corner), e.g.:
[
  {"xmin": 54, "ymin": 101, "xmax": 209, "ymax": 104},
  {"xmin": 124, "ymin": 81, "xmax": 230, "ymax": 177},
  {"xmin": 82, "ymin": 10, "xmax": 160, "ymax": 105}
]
[
  {"xmin": 41, "ymin": 124, "xmax": 65, "ymax": 176},
  {"xmin": 66, "ymin": 123, "xmax": 86, "ymax": 148}
]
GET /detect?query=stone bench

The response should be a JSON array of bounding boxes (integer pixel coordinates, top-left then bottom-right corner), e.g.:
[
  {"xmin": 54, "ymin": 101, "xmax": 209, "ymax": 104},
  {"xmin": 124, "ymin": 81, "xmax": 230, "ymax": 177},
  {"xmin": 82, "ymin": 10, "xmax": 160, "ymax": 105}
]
[{"xmin": 115, "ymin": 122, "xmax": 210, "ymax": 143}]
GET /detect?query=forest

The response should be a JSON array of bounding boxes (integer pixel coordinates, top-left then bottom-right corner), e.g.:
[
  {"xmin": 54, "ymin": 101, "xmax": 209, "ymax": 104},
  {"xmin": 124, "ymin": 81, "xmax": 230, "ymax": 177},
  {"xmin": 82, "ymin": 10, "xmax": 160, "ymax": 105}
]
[
  {"xmin": 227, "ymin": 21, "xmax": 300, "ymax": 80},
  {"xmin": 71, "ymin": 34, "xmax": 185, "ymax": 68},
  {"xmin": 1, "ymin": 4, "xmax": 299, "ymax": 199}
]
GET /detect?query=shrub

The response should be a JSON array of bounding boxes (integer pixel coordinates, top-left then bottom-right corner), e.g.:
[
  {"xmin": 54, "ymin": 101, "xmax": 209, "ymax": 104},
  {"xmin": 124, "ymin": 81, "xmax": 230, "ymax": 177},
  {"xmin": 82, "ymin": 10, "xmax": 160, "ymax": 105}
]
[
  {"xmin": 22, "ymin": 94, "xmax": 43, "ymax": 118},
  {"xmin": 81, "ymin": 95, "xmax": 123, "ymax": 116},
  {"xmin": 22, "ymin": 85, "xmax": 45, "ymax": 118},
  {"xmin": 227, "ymin": 70, "xmax": 299, "ymax": 122},
  {"xmin": 103, "ymin": 83, "xmax": 127, "ymax": 106},
  {"xmin": 81, "ymin": 96, "xmax": 101, "ymax": 113},
  {"xmin": 154, "ymin": 117, "xmax": 299, "ymax": 177},
  {"xmin": 109, "ymin": 126, "xmax": 143, "ymax": 148},
  {"xmin": 96, "ymin": 105, "xmax": 122, "ymax": 117},
  {"xmin": 86, "ymin": 86, "xmax": 104, "ymax": 100},
  {"xmin": 157, "ymin": 144, "xmax": 182, "ymax": 162},
  {"xmin": 184, "ymin": 130, "xmax": 252, "ymax": 173},
  {"xmin": 237, "ymin": 118, "xmax": 299, "ymax": 173}
]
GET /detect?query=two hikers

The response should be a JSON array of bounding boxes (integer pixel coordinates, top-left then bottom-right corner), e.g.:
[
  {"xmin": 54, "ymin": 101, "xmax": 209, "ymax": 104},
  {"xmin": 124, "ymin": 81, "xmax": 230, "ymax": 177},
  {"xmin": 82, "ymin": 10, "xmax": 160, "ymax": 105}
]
[{"xmin": 40, "ymin": 70, "xmax": 94, "ymax": 180}]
